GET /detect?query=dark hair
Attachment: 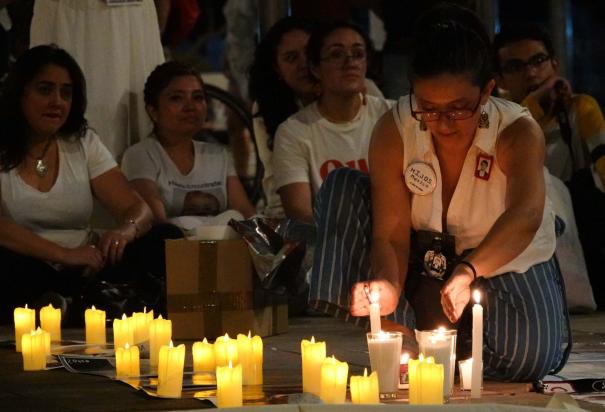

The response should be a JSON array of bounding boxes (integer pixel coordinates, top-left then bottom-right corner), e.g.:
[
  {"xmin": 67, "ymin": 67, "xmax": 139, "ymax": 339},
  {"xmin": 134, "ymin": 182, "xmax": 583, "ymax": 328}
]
[
  {"xmin": 306, "ymin": 20, "xmax": 374, "ymax": 69},
  {"xmin": 144, "ymin": 60, "xmax": 205, "ymax": 109},
  {"xmin": 248, "ymin": 17, "xmax": 314, "ymax": 150},
  {"xmin": 492, "ymin": 23, "xmax": 555, "ymax": 72},
  {"xmin": 409, "ymin": 3, "xmax": 492, "ymax": 88},
  {"xmin": 0, "ymin": 44, "xmax": 88, "ymax": 171}
]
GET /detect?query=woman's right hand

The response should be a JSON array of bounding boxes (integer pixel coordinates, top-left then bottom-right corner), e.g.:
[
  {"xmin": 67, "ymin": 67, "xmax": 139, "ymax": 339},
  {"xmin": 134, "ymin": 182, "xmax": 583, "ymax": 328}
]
[
  {"xmin": 350, "ymin": 279, "xmax": 401, "ymax": 317},
  {"xmin": 60, "ymin": 245, "xmax": 105, "ymax": 273}
]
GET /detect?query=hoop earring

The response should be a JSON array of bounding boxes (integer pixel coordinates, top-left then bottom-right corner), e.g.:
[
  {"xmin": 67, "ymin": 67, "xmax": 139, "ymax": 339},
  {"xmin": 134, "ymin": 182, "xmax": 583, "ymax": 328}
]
[
  {"xmin": 419, "ymin": 120, "xmax": 427, "ymax": 131},
  {"xmin": 478, "ymin": 109, "xmax": 489, "ymax": 129}
]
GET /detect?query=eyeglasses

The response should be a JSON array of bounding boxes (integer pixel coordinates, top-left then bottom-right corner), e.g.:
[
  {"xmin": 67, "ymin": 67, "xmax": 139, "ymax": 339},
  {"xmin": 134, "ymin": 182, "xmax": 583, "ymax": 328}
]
[
  {"xmin": 409, "ymin": 92, "xmax": 482, "ymax": 122},
  {"xmin": 500, "ymin": 53, "xmax": 551, "ymax": 74},
  {"xmin": 320, "ymin": 47, "xmax": 367, "ymax": 65}
]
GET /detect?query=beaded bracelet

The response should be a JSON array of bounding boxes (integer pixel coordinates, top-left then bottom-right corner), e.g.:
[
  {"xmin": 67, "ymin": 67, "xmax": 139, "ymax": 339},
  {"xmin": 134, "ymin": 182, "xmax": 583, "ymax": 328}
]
[{"xmin": 458, "ymin": 260, "xmax": 477, "ymax": 280}]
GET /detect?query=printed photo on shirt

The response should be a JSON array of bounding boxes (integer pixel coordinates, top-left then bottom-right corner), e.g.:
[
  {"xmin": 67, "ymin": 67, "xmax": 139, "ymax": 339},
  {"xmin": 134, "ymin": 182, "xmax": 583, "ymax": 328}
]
[{"xmin": 475, "ymin": 154, "xmax": 493, "ymax": 180}]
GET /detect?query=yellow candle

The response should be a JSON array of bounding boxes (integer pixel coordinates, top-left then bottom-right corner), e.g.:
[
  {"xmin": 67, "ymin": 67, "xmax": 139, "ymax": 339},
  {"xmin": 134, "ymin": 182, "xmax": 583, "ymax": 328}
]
[
  {"xmin": 132, "ymin": 308, "xmax": 153, "ymax": 344},
  {"xmin": 192, "ymin": 338, "xmax": 215, "ymax": 373},
  {"xmin": 216, "ymin": 361, "xmax": 243, "ymax": 408},
  {"xmin": 21, "ymin": 328, "xmax": 47, "ymax": 371},
  {"xmin": 350, "ymin": 368, "xmax": 380, "ymax": 404},
  {"xmin": 14, "ymin": 304, "xmax": 35, "ymax": 352},
  {"xmin": 115, "ymin": 342, "xmax": 140, "ymax": 378},
  {"xmin": 409, "ymin": 354, "xmax": 444, "ymax": 405},
  {"xmin": 40, "ymin": 304, "xmax": 61, "ymax": 342},
  {"xmin": 319, "ymin": 356, "xmax": 349, "ymax": 404},
  {"xmin": 214, "ymin": 333, "xmax": 238, "ymax": 367},
  {"xmin": 113, "ymin": 314, "xmax": 134, "ymax": 349},
  {"xmin": 237, "ymin": 331, "xmax": 263, "ymax": 385},
  {"xmin": 85, "ymin": 306, "xmax": 106, "ymax": 345},
  {"xmin": 301, "ymin": 336, "xmax": 326, "ymax": 396},
  {"xmin": 149, "ymin": 315, "xmax": 172, "ymax": 368},
  {"xmin": 157, "ymin": 341, "xmax": 185, "ymax": 398}
]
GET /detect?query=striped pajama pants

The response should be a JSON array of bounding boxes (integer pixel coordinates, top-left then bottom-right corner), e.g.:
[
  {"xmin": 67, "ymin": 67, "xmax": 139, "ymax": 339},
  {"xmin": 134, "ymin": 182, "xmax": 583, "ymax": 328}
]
[{"xmin": 309, "ymin": 167, "xmax": 570, "ymax": 382}]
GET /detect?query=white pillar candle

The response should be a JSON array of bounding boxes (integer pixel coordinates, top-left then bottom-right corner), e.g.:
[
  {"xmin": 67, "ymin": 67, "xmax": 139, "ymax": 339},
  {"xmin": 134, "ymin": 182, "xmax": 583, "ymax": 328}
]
[
  {"xmin": 301, "ymin": 336, "xmax": 326, "ymax": 396},
  {"xmin": 157, "ymin": 341, "xmax": 185, "ymax": 398},
  {"xmin": 14, "ymin": 304, "xmax": 35, "ymax": 352},
  {"xmin": 21, "ymin": 328, "xmax": 48, "ymax": 371},
  {"xmin": 459, "ymin": 358, "xmax": 473, "ymax": 390},
  {"xmin": 216, "ymin": 361, "xmax": 243, "ymax": 408},
  {"xmin": 471, "ymin": 290, "xmax": 483, "ymax": 398},
  {"xmin": 149, "ymin": 315, "xmax": 172, "ymax": 368},
  {"xmin": 368, "ymin": 290, "xmax": 381, "ymax": 334},
  {"xmin": 85, "ymin": 306, "xmax": 106, "ymax": 345},
  {"xmin": 40, "ymin": 304, "xmax": 61, "ymax": 342}
]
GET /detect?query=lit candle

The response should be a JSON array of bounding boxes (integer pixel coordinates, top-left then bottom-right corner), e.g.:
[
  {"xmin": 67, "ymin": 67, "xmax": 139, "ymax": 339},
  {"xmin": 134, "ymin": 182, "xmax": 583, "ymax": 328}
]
[
  {"xmin": 214, "ymin": 333, "xmax": 238, "ymax": 367},
  {"xmin": 350, "ymin": 368, "xmax": 380, "ymax": 404},
  {"xmin": 85, "ymin": 306, "xmax": 106, "ymax": 345},
  {"xmin": 149, "ymin": 315, "xmax": 172, "ymax": 368},
  {"xmin": 14, "ymin": 304, "xmax": 35, "ymax": 352},
  {"xmin": 21, "ymin": 328, "xmax": 48, "ymax": 371},
  {"xmin": 368, "ymin": 289, "xmax": 381, "ymax": 334},
  {"xmin": 367, "ymin": 331, "xmax": 402, "ymax": 398},
  {"xmin": 459, "ymin": 358, "xmax": 473, "ymax": 390},
  {"xmin": 192, "ymin": 338, "xmax": 216, "ymax": 373},
  {"xmin": 115, "ymin": 342, "xmax": 140, "ymax": 378},
  {"xmin": 39, "ymin": 304, "xmax": 61, "ymax": 343},
  {"xmin": 157, "ymin": 341, "xmax": 185, "ymax": 398},
  {"xmin": 237, "ymin": 331, "xmax": 263, "ymax": 385},
  {"xmin": 416, "ymin": 327, "xmax": 456, "ymax": 397},
  {"xmin": 216, "ymin": 361, "xmax": 243, "ymax": 407},
  {"xmin": 113, "ymin": 314, "xmax": 134, "ymax": 350},
  {"xmin": 471, "ymin": 290, "xmax": 483, "ymax": 398},
  {"xmin": 408, "ymin": 354, "xmax": 444, "ymax": 405},
  {"xmin": 319, "ymin": 356, "xmax": 349, "ymax": 404},
  {"xmin": 301, "ymin": 336, "xmax": 326, "ymax": 396},
  {"xmin": 132, "ymin": 308, "xmax": 152, "ymax": 344}
]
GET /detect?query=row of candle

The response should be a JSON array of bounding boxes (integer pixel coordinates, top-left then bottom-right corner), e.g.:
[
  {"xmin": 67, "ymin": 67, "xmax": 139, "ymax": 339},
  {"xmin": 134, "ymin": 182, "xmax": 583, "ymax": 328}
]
[{"xmin": 14, "ymin": 304, "xmax": 60, "ymax": 351}]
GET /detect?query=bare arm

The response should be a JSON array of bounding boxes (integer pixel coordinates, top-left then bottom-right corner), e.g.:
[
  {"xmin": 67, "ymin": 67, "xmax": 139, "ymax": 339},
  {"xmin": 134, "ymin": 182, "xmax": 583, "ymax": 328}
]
[
  {"xmin": 91, "ymin": 167, "xmax": 154, "ymax": 264},
  {"xmin": 154, "ymin": 0, "xmax": 171, "ymax": 34},
  {"xmin": 441, "ymin": 116, "xmax": 547, "ymax": 322},
  {"xmin": 278, "ymin": 182, "xmax": 314, "ymax": 224},
  {"xmin": 226, "ymin": 175, "xmax": 256, "ymax": 218},
  {"xmin": 350, "ymin": 112, "xmax": 411, "ymax": 317},
  {"xmin": 130, "ymin": 178, "xmax": 169, "ymax": 223}
]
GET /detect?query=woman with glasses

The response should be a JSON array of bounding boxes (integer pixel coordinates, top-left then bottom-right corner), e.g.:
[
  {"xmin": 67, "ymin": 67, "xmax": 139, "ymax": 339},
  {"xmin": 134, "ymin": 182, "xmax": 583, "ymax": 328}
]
[
  {"xmin": 310, "ymin": 4, "xmax": 568, "ymax": 382},
  {"xmin": 272, "ymin": 21, "xmax": 393, "ymax": 223}
]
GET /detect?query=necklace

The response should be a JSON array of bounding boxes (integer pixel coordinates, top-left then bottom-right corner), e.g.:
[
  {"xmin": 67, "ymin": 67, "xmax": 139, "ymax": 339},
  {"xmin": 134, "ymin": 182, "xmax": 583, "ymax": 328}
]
[{"xmin": 31, "ymin": 138, "xmax": 54, "ymax": 178}]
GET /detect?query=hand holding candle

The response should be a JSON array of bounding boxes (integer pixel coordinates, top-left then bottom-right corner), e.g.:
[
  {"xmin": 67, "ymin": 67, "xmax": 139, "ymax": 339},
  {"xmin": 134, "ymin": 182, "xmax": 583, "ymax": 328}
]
[
  {"xmin": 366, "ymin": 286, "xmax": 381, "ymax": 334},
  {"xmin": 471, "ymin": 290, "xmax": 483, "ymax": 398}
]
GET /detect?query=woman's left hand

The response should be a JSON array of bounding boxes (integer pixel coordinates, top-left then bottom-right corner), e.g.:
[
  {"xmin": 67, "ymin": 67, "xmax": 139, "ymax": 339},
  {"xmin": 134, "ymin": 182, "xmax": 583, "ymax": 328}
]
[
  {"xmin": 99, "ymin": 230, "xmax": 130, "ymax": 266},
  {"xmin": 440, "ymin": 265, "xmax": 474, "ymax": 323}
]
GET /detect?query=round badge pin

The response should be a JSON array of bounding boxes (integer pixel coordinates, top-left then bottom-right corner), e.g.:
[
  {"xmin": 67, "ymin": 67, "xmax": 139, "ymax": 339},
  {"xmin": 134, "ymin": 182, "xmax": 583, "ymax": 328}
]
[{"xmin": 404, "ymin": 162, "xmax": 437, "ymax": 195}]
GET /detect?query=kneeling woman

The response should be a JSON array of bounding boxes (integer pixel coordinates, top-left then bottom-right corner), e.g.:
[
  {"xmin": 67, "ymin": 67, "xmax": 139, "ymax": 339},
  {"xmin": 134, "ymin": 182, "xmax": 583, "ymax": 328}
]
[
  {"xmin": 121, "ymin": 61, "xmax": 255, "ymax": 228},
  {"xmin": 311, "ymin": 5, "xmax": 569, "ymax": 382},
  {"xmin": 0, "ymin": 45, "xmax": 179, "ymax": 322}
]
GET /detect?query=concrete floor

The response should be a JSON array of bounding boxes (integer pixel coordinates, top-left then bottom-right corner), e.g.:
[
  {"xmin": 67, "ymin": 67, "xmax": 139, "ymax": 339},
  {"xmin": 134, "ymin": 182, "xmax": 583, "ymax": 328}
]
[{"xmin": 1, "ymin": 313, "xmax": 605, "ymax": 411}]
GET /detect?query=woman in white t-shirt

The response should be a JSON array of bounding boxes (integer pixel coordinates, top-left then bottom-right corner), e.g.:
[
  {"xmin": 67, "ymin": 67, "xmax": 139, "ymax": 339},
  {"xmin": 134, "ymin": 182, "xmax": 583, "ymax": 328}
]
[
  {"xmin": 122, "ymin": 61, "xmax": 255, "ymax": 227},
  {"xmin": 0, "ymin": 45, "xmax": 172, "ymax": 322},
  {"xmin": 272, "ymin": 21, "xmax": 393, "ymax": 223}
]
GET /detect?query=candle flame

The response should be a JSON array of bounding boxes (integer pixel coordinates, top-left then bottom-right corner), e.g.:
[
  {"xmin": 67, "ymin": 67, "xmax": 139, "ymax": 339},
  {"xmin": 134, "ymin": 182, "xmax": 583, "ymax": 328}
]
[
  {"xmin": 437, "ymin": 326, "xmax": 445, "ymax": 333},
  {"xmin": 169, "ymin": 340, "xmax": 174, "ymax": 348},
  {"xmin": 121, "ymin": 314, "xmax": 127, "ymax": 320},
  {"xmin": 400, "ymin": 353, "xmax": 410, "ymax": 364},
  {"xmin": 369, "ymin": 290, "xmax": 380, "ymax": 304},
  {"xmin": 224, "ymin": 333, "xmax": 230, "ymax": 341},
  {"xmin": 25, "ymin": 304, "xmax": 29, "ymax": 309},
  {"xmin": 36, "ymin": 327, "xmax": 42, "ymax": 333},
  {"xmin": 47, "ymin": 303, "xmax": 54, "ymax": 309},
  {"xmin": 125, "ymin": 342, "xmax": 130, "ymax": 349},
  {"xmin": 473, "ymin": 289, "xmax": 481, "ymax": 304},
  {"xmin": 158, "ymin": 315, "xmax": 163, "ymax": 320},
  {"xmin": 202, "ymin": 337, "xmax": 208, "ymax": 344},
  {"xmin": 363, "ymin": 368, "xmax": 367, "ymax": 377},
  {"xmin": 248, "ymin": 330, "xmax": 251, "ymax": 339},
  {"xmin": 419, "ymin": 353, "xmax": 424, "ymax": 362},
  {"xmin": 92, "ymin": 305, "xmax": 96, "ymax": 310},
  {"xmin": 311, "ymin": 336, "xmax": 315, "ymax": 344},
  {"xmin": 229, "ymin": 360, "xmax": 233, "ymax": 368},
  {"xmin": 143, "ymin": 307, "xmax": 147, "ymax": 313}
]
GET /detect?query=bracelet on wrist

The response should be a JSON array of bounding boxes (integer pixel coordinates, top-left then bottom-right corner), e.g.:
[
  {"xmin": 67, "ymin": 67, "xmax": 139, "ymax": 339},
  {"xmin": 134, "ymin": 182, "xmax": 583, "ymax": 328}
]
[{"xmin": 458, "ymin": 260, "xmax": 477, "ymax": 280}]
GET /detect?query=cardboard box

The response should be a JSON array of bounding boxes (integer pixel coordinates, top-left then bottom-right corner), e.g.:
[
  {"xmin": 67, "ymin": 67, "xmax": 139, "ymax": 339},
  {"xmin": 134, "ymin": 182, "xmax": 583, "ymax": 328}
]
[{"xmin": 165, "ymin": 238, "xmax": 288, "ymax": 340}]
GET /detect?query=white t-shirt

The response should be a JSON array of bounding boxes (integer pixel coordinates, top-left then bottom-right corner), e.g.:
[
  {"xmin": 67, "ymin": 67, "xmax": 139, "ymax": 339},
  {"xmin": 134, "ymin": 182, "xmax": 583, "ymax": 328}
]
[
  {"xmin": 393, "ymin": 96, "xmax": 556, "ymax": 277},
  {"xmin": 121, "ymin": 138, "xmax": 236, "ymax": 218},
  {"xmin": 0, "ymin": 129, "xmax": 117, "ymax": 249},
  {"xmin": 273, "ymin": 95, "xmax": 394, "ymax": 195}
]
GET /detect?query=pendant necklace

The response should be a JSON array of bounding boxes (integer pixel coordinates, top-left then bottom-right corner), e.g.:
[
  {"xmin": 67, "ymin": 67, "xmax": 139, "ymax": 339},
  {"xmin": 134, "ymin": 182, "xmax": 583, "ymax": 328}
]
[{"xmin": 31, "ymin": 138, "xmax": 54, "ymax": 177}]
